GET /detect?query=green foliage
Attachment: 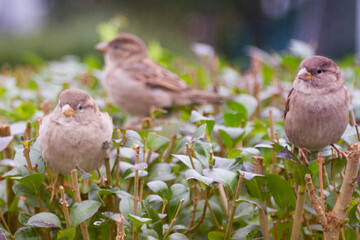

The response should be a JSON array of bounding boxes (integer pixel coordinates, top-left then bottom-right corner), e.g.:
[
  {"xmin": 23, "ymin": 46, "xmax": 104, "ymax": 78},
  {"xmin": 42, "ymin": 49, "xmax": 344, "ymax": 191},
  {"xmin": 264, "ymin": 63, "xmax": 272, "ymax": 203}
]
[{"xmin": 0, "ymin": 36, "xmax": 359, "ymax": 240}]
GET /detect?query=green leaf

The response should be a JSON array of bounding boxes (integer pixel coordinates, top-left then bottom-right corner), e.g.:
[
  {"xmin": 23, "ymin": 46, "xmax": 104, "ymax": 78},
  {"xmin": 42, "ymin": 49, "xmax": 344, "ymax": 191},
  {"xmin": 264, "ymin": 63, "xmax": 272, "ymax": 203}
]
[
  {"xmin": 208, "ymin": 231, "xmax": 225, "ymax": 240},
  {"xmin": 218, "ymin": 129, "xmax": 233, "ymax": 149},
  {"xmin": 147, "ymin": 181, "xmax": 170, "ymax": 199},
  {"xmin": 12, "ymin": 173, "xmax": 44, "ymax": 190},
  {"xmin": 70, "ymin": 200, "xmax": 101, "ymax": 227},
  {"xmin": 146, "ymin": 133, "xmax": 169, "ymax": 150},
  {"xmin": 14, "ymin": 227, "xmax": 41, "ymax": 240},
  {"xmin": 283, "ymin": 158, "xmax": 312, "ymax": 186},
  {"xmin": 243, "ymin": 175, "xmax": 267, "ymax": 201},
  {"xmin": 192, "ymin": 124, "xmax": 206, "ymax": 141},
  {"xmin": 28, "ymin": 212, "xmax": 62, "ymax": 228},
  {"xmin": 234, "ymin": 94, "xmax": 258, "ymax": 117},
  {"xmin": 57, "ymin": 228, "xmax": 76, "ymax": 240},
  {"xmin": 203, "ymin": 168, "xmax": 237, "ymax": 195},
  {"xmin": 232, "ymin": 224, "xmax": 263, "ymax": 240},
  {"xmin": 168, "ymin": 184, "xmax": 189, "ymax": 218},
  {"xmin": 167, "ymin": 233, "xmax": 188, "ymax": 240},
  {"xmin": 189, "ymin": 110, "xmax": 215, "ymax": 136},
  {"xmin": 172, "ymin": 154, "xmax": 203, "ymax": 173},
  {"xmin": 185, "ymin": 169, "xmax": 213, "ymax": 185},
  {"xmin": 129, "ymin": 214, "xmax": 152, "ymax": 229},
  {"xmin": 14, "ymin": 140, "xmax": 46, "ymax": 175},
  {"xmin": 266, "ymin": 174, "xmax": 296, "ymax": 209},
  {"xmin": 124, "ymin": 130, "xmax": 144, "ymax": 148},
  {"xmin": 224, "ymin": 112, "xmax": 246, "ymax": 127},
  {"xmin": 237, "ymin": 196, "xmax": 267, "ymax": 214},
  {"xmin": 12, "ymin": 183, "xmax": 45, "ymax": 208},
  {"xmin": 348, "ymin": 201, "xmax": 360, "ymax": 225},
  {"xmin": 0, "ymin": 136, "xmax": 13, "ymax": 152}
]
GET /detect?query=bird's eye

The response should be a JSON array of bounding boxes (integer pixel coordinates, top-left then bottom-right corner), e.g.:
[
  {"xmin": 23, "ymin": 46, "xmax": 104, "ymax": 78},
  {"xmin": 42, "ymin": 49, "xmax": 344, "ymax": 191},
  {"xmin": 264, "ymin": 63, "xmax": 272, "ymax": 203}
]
[
  {"xmin": 113, "ymin": 44, "xmax": 119, "ymax": 49},
  {"xmin": 79, "ymin": 106, "xmax": 83, "ymax": 110},
  {"xmin": 317, "ymin": 69, "xmax": 322, "ymax": 74}
]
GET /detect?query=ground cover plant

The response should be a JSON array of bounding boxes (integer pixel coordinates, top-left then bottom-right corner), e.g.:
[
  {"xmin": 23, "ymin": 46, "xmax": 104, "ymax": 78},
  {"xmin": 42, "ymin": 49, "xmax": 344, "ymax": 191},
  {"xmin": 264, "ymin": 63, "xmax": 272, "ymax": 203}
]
[{"xmin": 0, "ymin": 37, "xmax": 360, "ymax": 239}]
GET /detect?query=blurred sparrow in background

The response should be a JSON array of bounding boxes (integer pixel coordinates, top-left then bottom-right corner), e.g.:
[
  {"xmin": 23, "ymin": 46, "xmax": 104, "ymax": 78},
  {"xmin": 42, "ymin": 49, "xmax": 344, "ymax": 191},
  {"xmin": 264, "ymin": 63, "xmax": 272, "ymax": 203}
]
[
  {"xmin": 96, "ymin": 33, "xmax": 223, "ymax": 117},
  {"xmin": 39, "ymin": 89, "xmax": 113, "ymax": 174},
  {"xmin": 284, "ymin": 56, "xmax": 349, "ymax": 164}
]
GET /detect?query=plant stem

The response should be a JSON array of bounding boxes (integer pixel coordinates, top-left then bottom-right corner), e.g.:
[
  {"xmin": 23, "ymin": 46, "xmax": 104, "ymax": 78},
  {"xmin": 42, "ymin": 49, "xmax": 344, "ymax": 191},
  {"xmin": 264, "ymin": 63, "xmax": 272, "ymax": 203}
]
[
  {"xmin": 23, "ymin": 146, "xmax": 34, "ymax": 174},
  {"xmin": 217, "ymin": 184, "xmax": 229, "ymax": 216},
  {"xmin": 269, "ymin": 108, "xmax": 278, "ymax": 174},
  {"xmin": 71, "ymin": 169, "xmax": 90, "ymax": 240},
  {"xmin": 163, "ymin": 134, "xmax": 176, "ymax": 162},
  {"xmin": 0, "ymin": 208, "xmax": 14, "ymax": 239},
  {"xmin": 132, "ymin": 145, "xmax": 140, "ymax": 240},
  {"xmin": 184, "ymin": 201, "xmax": 207, "ymax": 234},
  {"xmin": 186, "ymin": 142, "xmax": 222, "ymax": 231},
  {"xmin": 317, "ymin": 153, "xmax": 325, "ymax": 211},
  {"xmin": 163, "ymin": 199, "xmax": 184, "ymax": 240},
  {"xmin": 224, "ymin": 173, "xmax": 244, "ymax": 240},
  {"xmin": 115, "ymin": 129, "xmax": 121, "ymax": 186},
  {"xmin": 189, "ymin": 182, "xmax": 199, "ymax": 227},
  {"xmin": 104, "ymin": 157, "xmax": 112, "ymax": 187},
  {"xmin": 290, "ymin": 185, "xmax": 306, "ymax": 240},
  {"xmin": 60, "ymin": 186, "xmax": 71, "ymax": 228},
  {"xmin": 115, "ymin": 214, "xmax": 125, "ymax": 240}
]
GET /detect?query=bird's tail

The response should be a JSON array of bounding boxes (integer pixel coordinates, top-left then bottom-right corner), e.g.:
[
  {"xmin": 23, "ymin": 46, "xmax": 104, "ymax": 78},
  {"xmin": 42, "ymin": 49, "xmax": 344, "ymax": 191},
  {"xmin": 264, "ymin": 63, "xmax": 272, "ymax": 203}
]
[{"xmin": 174, "ymin": 89, "xmax": 224, "ymax": 106}]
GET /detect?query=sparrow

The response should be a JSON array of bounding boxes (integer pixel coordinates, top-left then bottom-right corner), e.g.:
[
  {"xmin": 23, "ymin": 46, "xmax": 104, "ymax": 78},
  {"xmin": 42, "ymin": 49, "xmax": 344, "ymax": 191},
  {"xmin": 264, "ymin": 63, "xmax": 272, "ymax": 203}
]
[
  {"xmin": 284, "ymin": 56, "xmax": 349, "ymax": 162},
  {"xmin": 96, "ymin": 33, "xmax": 222, "ymax": 117},
  {"xmin": 38, "ymin": 89, "xmax": 113, "ymax": 174}
]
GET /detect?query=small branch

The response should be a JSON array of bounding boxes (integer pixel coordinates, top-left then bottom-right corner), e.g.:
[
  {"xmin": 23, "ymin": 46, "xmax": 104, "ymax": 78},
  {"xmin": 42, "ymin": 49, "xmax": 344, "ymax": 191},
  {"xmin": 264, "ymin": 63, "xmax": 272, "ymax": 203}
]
[
  {"xmin": 0, "ymin": 208, "xmax": 14, "ymax": 238},
  {"xmin": 115, "ymin": 129, "xmax": 121, "ymax": 186},
  {"xmin": 184, "ymin": 201, "xmax": 207, "ymax": 234},
  {"xmin": 269, "ymin": 108, "xmax": 278, "ymax": 174},
  {"xmin": 290, "ymin": 185, "xmax": 306, "ymax": 240},
  {"xmin": 252, "ymin": 156, "xmax": 264, "ymax": 175},
  {"xmin": 350, "ymin": 110, "xmax": 360, "ymax": 141},
  {"xmin": 115, "ymin": 214, "xmax": 125, "ymax": 240},
  {"xmin": 24, "ymin": 121, "xmax": 32, "ymax": 141},
  {"xmin": 23, "ymin": 146, "xmax": 34, "ymax": 174},
  {"xmin": 305, "ymin": 174, "xmax": 327, "ymax": 225},
  {"xmin": 217, "ymin": 184, "xmax": 229, "ymax": 216},
  {"xmin": 189, "ymin": 182, "xmax": 199, "ymax": 227},
  {"xmin": 104, "ymin": 157, "xmax": 112, "ymax": 187},
  {"xmin": 60, "ymin": 186, "xmax": 71, "ymax": 228},
  {"xmin": 186, "ymin": 143, "xmax": 222, "ymax": 230},
  {"xmin": 71, "ymin": 169, "xmax": 90, "ymax": 240},
  {"xmin": 132, "ymin": 144, "xmax": 140, "ymax": 240},
  {"xmin": 317, "ymin": 153, "xmax": 325, "ymax": 211},
  {"xmin": 185, "ymin": 143, "xmax": 196, "ymax": 169},
  {"xmin": 333, "ymin": 143, "xmax": 360, "ymax": 220},
  {"xmin": 163, "ymin": 134, "xmax": 176, "ymax": 163},
  {"xmin": 163, "ymin": 199, "xmax": 184, "ymax": 240},
  {"xmin": 224, "ymin": 173, "xmax": 244, "ymax": 240}
]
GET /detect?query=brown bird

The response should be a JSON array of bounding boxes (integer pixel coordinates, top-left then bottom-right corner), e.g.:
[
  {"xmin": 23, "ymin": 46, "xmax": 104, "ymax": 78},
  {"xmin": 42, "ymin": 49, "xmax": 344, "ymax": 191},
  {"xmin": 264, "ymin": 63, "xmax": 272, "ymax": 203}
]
[
  {"xmin": 96, "ymin": 33, "xmax": 222, "ymax": 117},
  {"xmin": 38, "ymin": 89, "xmax": 113, "ymax": 174},
  {"xmin": 284, "ymin": 56, "xmax": 349, "ymax": 163}
]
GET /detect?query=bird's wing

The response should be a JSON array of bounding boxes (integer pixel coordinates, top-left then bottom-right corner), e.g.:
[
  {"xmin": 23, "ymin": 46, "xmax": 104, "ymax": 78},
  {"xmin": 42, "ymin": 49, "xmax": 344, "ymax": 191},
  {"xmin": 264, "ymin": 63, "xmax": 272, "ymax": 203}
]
[
  {"xmin": 122, "ymin": 59, "xmax": 189, "ymax": 92},
  {"xmin": 284, "ymin": 88, "xmax": 294, "ymax": 119}
]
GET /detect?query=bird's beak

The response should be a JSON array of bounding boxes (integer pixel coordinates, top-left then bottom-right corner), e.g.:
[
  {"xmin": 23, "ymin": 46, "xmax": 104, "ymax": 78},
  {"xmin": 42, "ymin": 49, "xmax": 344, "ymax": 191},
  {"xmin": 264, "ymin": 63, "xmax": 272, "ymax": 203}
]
[
  {"xmin": 297, "ymin": 68, "xmax": 312, "ymax": 81},
  {"xmin": 62, "ymin": 104, "xmax": 74, "ymax": 117},
  {"xmin": 95, "ymin": 42, "xmax": 108, "ymax": 52}
]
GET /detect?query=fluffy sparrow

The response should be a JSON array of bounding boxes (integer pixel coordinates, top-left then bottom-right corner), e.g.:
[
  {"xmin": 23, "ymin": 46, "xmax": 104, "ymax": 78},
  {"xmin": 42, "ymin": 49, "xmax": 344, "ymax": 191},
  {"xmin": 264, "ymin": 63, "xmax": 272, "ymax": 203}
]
[
  {"xmin": 96, "ymin": 33, "xmax": 222, "ymax": 117},
  {"xmin": 38, "ymin": 89, "xmax": 113, "ymax": 174},
  {"xmin": 284, "ymin": 56, "xmax": 349, "ymax": 161}
]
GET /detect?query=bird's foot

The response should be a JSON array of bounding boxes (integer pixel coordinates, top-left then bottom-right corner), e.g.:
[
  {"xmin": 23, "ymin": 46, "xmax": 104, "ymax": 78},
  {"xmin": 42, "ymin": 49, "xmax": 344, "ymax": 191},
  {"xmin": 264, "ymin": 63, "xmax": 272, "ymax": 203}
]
[
  {"xmin": 331, "ymin": 144, "xmax": 348, "ymax": 161},
  {"xmin": 298, "ymin": 147, "xmax": 311, "ymax": 166},
  {"xmin": 96, "ymin": 169, "xmax": 107, "ymax": 186}
]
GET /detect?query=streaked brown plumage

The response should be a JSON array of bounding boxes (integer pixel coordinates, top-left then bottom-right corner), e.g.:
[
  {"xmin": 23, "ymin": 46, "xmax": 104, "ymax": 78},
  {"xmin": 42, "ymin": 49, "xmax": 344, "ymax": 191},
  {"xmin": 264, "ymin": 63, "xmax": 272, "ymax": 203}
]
[
  {"xmin": 38, "ymin": 89, "xmax": 113, "ymax": 174},
  {"xmin": 284, "ymin": 56, "xmax": 349, "ymax": 151},
  {"xmin": 96, "ymin": 33, "xmax": 222, "ymax": 116}
]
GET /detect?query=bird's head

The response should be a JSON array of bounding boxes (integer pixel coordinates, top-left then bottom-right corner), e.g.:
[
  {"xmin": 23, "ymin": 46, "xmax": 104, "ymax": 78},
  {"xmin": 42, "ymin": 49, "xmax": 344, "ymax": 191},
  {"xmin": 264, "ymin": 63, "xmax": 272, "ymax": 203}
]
[
  {"xmin": 95, "ymin": 33, "xmax": 148, "ymax": 65},
  {"xmin": 294, "ymin": 56, "xmax": 342, "ymax": 93},
  {"xmin": 58, "ymin": 89, "xmax": 98, "ymax": 122}
]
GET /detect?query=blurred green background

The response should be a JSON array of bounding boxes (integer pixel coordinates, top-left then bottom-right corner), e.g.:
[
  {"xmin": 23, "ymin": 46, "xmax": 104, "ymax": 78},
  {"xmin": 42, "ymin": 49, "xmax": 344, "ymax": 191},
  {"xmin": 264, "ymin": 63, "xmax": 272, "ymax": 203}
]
[{"xmin": 0, "ymin": 0, "xmax": 356, "ymax": 66}]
